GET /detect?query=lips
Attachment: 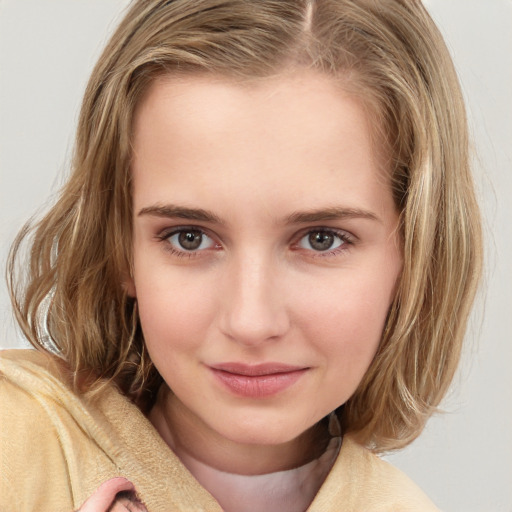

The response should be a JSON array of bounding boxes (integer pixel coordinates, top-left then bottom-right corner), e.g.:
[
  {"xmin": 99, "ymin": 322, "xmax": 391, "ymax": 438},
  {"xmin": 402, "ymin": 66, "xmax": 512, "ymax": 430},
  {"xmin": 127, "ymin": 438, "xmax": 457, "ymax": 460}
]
[{"xmin": 209, "ymin": 362, "xmax": 308, "ymax": 398}]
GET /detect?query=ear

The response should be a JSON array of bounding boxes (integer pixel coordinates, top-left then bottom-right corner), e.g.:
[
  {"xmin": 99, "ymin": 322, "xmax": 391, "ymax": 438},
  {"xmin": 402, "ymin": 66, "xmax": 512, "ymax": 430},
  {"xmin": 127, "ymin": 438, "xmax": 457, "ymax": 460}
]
[{"xmin": 122, "ymin": 272, "xmax": 137, "ymax": 298}]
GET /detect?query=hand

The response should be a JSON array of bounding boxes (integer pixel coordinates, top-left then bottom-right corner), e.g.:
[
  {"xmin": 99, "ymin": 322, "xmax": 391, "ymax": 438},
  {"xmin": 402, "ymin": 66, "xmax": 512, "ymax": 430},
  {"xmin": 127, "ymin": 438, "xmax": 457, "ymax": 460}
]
[{"xmin": 78, "ymin": 477, "xmax": 148, "ymax": 511}]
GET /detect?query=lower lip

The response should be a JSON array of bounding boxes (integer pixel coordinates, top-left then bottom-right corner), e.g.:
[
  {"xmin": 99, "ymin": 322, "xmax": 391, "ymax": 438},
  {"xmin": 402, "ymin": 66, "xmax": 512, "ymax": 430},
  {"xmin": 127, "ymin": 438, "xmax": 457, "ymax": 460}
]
[{"xmin": 210, "ymin": 368, "xmax": 307, "ymax": 398}]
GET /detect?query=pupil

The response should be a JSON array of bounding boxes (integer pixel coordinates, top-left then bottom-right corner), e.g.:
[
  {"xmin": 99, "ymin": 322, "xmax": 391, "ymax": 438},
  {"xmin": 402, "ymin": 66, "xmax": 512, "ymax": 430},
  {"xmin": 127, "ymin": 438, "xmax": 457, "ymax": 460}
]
[
  {"xmin": 178, "ymin": 230, "xmax": 202, "ymax": 250},
  {"xmin": 309, "ymin": 231, "xmax": 334, "ymax": 251}
]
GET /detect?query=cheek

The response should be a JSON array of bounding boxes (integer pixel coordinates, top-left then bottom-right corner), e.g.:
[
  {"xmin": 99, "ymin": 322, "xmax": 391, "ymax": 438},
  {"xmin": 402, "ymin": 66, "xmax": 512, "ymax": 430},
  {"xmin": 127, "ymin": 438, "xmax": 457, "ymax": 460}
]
[
  {"xmin": 304, "ymin": 298, "xmax": 383, "ymax": 365},
  {"xmin": 135, "ymin": 271, "xmax": 218, "ymax": 357},
  {"xmin": 295, "ymin": 267, "xmax": 396, "ymax": 380},
  {"xmin": 136, "ymin": 278, "xmax": 219, "ymax": 395}
]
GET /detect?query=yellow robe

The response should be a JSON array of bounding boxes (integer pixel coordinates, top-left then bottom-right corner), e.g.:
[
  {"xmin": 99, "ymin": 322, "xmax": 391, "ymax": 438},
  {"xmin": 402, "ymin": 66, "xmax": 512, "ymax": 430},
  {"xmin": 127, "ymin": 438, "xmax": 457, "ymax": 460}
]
[{"xmin": 0, "ymin": 350, "xmax": 438, "ymax": 511}]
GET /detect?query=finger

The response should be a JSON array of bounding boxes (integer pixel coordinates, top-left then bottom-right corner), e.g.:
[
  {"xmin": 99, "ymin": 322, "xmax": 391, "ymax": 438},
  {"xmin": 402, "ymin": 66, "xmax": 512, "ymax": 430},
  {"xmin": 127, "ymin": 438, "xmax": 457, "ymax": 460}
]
[{"xmin": 78, "ymin": 477, "xmax": 135, "ymax": 512}]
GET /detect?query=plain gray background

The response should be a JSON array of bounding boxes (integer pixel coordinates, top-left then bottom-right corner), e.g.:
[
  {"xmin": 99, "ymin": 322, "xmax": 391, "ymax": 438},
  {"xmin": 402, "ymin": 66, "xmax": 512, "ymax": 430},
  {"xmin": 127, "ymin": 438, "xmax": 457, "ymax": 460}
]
[{"xmin": 1, "ymin": 1, "xmax": 511, "ymax": 510}]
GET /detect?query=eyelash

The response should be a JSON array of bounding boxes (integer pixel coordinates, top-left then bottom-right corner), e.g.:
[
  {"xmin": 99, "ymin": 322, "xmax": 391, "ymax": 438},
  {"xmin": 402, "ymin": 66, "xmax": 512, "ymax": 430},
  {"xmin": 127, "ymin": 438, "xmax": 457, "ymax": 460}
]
[
  {"xmin": 156, "ymin": 227, "xmax": 218, "ymax": 259},
  {"xmin": 292, "ymin": 228, "xmax": 354, "ymax": 258},
  {"xmin": 155, "ymin": 226, "xmax": 355, "ymax": 259}
]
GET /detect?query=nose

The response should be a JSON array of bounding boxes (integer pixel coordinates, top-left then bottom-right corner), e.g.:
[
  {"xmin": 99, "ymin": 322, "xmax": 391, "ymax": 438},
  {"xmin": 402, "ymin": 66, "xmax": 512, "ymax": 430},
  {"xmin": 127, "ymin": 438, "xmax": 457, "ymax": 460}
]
[{"xmin": 219, "ymin": 254, "xmax": 290, "ymax": 346}]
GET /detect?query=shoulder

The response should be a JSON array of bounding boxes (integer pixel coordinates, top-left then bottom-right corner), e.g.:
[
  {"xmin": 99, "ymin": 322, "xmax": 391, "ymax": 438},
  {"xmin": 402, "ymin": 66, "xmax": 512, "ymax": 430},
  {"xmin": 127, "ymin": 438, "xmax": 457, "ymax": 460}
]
[
  {"xmin": 0, "ymin": 350, "xmax": 74, "ymax": 510},
  {"xmin": 0, "ymin": 349, "xmax": 121, "ymax": 511},
  {"xmin": 0, "ymin": 348, "xmax": 76, "ymax": 414},
  {"xmin": 309, "ymin": 435, "xmax": 439, "ymax": 512},
  {"xmin": 0, "ymin": 348, "xmax": 71, "ymax": 428}
]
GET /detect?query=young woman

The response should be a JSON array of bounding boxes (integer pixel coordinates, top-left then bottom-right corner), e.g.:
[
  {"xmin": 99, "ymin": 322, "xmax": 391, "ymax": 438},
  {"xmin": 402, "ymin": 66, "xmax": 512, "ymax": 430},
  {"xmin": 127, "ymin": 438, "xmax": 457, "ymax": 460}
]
[{"xmin": 1, "ymin": 1, "xmax": 482, "ymax": 510}]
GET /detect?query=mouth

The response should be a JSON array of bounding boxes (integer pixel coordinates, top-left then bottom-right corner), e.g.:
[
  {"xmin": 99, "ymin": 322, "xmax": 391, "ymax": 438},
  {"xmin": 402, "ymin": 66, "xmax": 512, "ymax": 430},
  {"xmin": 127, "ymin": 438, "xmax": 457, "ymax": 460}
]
[{"xmin": 208, "ymin": 362, "xmax": 309, "ymax": 398}]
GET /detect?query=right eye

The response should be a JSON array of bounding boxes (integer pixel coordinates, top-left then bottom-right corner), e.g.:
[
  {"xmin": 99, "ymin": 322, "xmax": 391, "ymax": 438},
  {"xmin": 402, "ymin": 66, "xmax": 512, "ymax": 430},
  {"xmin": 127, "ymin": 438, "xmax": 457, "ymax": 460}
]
[{"xmin": 163, "ymin": 228, "xmax": 217, "ymax": 253}]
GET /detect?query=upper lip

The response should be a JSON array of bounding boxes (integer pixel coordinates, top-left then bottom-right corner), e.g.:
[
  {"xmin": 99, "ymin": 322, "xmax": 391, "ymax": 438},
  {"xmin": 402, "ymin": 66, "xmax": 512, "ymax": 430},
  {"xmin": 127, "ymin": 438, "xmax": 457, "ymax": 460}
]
[{"xmin": 209, "ymin": 362, "xmax": 308, "ymax": 376}]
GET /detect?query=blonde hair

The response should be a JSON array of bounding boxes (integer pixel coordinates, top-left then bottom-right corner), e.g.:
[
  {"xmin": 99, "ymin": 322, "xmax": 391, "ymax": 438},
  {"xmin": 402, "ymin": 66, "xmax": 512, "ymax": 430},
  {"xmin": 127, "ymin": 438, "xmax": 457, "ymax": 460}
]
[{"xmin": 8, "ymin": 0, "xmax": 482, "ymax": 451}]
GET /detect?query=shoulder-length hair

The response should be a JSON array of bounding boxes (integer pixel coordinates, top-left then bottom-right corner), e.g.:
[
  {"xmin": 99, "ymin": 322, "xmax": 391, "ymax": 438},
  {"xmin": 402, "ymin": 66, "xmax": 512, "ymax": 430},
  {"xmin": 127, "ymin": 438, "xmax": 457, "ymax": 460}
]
[{"xmin": 8, "ymin": 0, "xmax": 482, "ymax": 452}]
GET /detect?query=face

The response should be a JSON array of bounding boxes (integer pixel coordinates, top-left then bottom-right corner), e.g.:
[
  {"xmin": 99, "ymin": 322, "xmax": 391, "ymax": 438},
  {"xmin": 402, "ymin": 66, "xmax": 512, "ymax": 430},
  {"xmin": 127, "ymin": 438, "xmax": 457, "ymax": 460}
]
[{"xmin": 129, "ymin": 71, "xmax": 401, "ymax": 459}]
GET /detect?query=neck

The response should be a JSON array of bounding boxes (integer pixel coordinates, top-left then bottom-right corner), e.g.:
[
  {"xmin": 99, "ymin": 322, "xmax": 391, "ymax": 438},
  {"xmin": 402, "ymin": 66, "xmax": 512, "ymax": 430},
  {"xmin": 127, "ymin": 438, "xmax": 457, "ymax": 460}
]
[{"xmin": 149, "ymin": 384, "xmax": 331, "ymax": 476}]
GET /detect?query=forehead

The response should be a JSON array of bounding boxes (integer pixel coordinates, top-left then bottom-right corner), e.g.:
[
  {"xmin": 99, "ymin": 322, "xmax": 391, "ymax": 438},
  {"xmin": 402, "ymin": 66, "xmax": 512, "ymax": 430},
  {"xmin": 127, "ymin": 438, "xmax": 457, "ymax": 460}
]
[
  {"xmin": 131, "ymin": 70, "xmax": 394, "ymax": 219},
  {"xmin": 133, "ymin": 70, "xmax": 387, "ymax": 158}
]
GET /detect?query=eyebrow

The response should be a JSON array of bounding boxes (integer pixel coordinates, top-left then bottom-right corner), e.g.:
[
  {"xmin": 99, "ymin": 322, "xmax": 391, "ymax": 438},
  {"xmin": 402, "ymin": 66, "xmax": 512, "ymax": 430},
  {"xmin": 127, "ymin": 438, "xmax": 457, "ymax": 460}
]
[
  {"xmin": 285, "ymin": 207, "xmax": 380, "ymax": 224},
  {"xmin": 138, "ymin": 204, "xmax": 223, "ymax": 223},
  {"xmin": 137, "ymin": 203, "xmax": 380, "ymax": 225}
]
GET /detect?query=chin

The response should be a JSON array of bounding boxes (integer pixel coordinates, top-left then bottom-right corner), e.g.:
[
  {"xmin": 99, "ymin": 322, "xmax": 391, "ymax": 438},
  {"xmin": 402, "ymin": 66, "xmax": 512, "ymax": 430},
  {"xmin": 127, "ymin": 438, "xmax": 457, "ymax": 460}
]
[{"xmin": 214, "ymin": 412, "xmax": 313, "ymax": 447}]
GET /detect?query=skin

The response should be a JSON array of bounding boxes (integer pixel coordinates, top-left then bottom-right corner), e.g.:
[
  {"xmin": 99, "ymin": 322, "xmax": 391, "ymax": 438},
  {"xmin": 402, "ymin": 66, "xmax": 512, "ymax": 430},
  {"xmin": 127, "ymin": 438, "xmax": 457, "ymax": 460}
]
[
  {"xmin": 78, "ymin": 478, "xmax": 147, "ymax": 511},
  {"xmin": 126, "ymin": 70, "xmax": 402, "ymax": 478}
]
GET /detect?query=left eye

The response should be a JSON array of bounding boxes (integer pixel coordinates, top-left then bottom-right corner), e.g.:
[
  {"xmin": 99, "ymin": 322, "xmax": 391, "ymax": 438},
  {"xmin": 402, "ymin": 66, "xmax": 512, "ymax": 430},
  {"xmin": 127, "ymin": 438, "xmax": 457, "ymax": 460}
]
[
  {"xmin": 298, "ymin": 230, "xmax": 346, "ymax": 252},
  {"xmin": 166, "ymin": 229, "xmax": 216, "ymax": 251}
]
